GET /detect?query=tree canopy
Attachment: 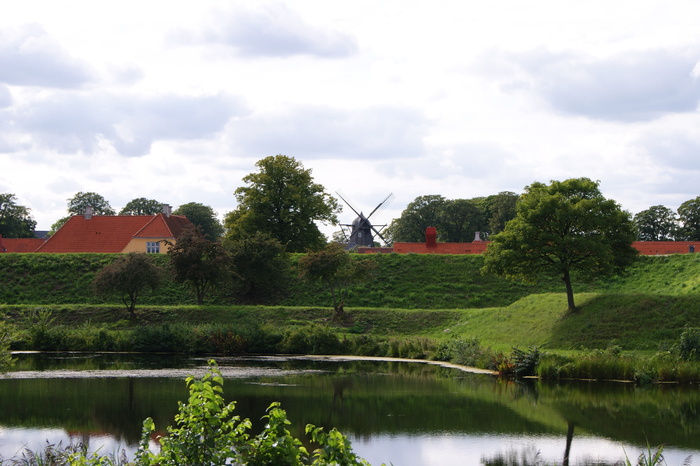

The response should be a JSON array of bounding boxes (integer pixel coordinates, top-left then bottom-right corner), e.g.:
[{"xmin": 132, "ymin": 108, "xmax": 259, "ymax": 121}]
[
  {"xmin": 677, "ymin": 196, "xmax": 700, "ymax": 241},
  {"xmin": 120, "ymin": 197, "xmax": 164, "ymax": 215},
  {"xmin": 167, "ymin": 225, "xmax": 230, "ymax": 305},
  {"xmin": 67, "ymin": 191, "xmax": 116, "ymax": 215},
  {"xmin": 482, "ymin": 178, "xmax": 638, "ymax": 312},
  {"xmin": 50, "ymin": 191, "xmax": 116, "ymax": 235},
  {"xmin": 174, "ymin": 202, "xmax": 224, "ymax": 240},
  {"xmin": 0, "ymin": 193, "xmax": 36, "ymax": 238},
  {"xmin": 297, "ymin": 242, "xmax": 375, "ymax": 318},
  {"xmin": 224, "ymin": 155, "xmax": 340, "ymax": 252},
  {"xmin": 223, "ymin": 231, "xmax": 290, "ymax": 302},
  {"xmin": 92, "ymin": 252, "xmax": 163, "ymax": 317},
  {"xmin": 386, "ymin": 191, "xmax": 519, "ymax": 244},
  {"xmin": 633, "ymin": 205, "xmax": 677, "ymax": 241}
]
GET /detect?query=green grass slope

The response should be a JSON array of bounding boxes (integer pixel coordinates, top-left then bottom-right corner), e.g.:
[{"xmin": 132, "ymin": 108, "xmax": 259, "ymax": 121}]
[{"xmin": 1, "ymin": 252, "xmax": 700, "ymax": 351}]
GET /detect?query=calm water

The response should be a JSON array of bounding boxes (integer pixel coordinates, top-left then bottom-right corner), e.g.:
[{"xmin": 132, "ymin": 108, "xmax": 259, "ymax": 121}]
[{"xmin": 1, "ymin": 352, "xmax": 699, "ymax": 465}]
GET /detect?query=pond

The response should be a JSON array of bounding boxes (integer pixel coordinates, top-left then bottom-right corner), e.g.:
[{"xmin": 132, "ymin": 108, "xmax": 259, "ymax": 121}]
[{"xmin": 0, "ymin": 352, "xmax": 699, "ymax": 465}]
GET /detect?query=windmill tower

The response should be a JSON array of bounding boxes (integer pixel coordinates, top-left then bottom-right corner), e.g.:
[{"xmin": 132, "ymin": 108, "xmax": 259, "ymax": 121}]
[{"xmin": 337, "ymin": 193, "xmax": 393, "ymax": 247}]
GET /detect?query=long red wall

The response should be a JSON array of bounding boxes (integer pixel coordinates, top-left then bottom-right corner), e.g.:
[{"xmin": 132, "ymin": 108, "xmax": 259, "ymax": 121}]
[{"xmin": 360, "ymin": 241, "xmax": 700, "ymax": 255}]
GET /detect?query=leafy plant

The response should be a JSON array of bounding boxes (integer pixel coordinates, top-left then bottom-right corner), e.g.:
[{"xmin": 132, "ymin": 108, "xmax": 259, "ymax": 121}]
[{"xmin": 679, "ymin": 326, "xmax": 700, "ymax": 361}]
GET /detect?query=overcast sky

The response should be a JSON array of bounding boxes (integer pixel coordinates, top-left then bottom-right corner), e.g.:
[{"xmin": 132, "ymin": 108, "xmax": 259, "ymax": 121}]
[{"xmin": 2, "ymin": 1, "xmax": 699, "ymax": 236}]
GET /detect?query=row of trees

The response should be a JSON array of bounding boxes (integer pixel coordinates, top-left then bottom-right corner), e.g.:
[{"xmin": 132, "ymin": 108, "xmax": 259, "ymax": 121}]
[
  {"xmin": 385, "ymin": 192, "xmax": 519, "ymax": 243},
  {"xmin": 633, "ymin": 200, "xmax": 700, "ymax": 241},
  {"xmin": 92, "ymin": 226, "xmax": 290, "ymax": 315},
  {"xmin": 92, "ymin": 224, "xmax": 365, "ymax": 320}
]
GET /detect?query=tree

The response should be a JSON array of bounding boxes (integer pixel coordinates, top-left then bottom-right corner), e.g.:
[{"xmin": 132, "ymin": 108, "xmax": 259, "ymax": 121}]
[
  {"xmin": 174, "ymin": 202, "xmax": 224, "ymax": 240},
  {"xmin": 633, "ymin": 205, "xmax": 678, "ymax": 241},
  {"xmin": 92, "ymin": 252, "xmax": 163, "ymax": 317},
  {"xmin": 0, "ymin": 193, "xmax": 36, "ymax": 238},
  {"xmin": 120, "ymin": 197, "xmax": 163, "ymax": 215},
  {"xmin": 438, "ymin": 198, "xmax": 482, "ymax": 242},
  {"xmin": 224, "ymin": 155, "xmax": 340, "ymax": 252},
  {"xmin": 677, "ymin": 196, "xmax": 700, "ymax": 241},
  {"xmin": 385, "ymin": 195, "xmax": 446, "ymax": 243},
  {"xmin": 483, "ymin": 191, "xmax": 519, "ymax": 237},
  {"xmin": 482, "ymin": 178, "xmax": 638, "ymax": 312},
  {"xmin": 49, "ymin": 191, "xmax": 116, "ymax": 235},
  {"xmin": 297, "ymin": 242, "xmax": 376, "ymax": 319},
  {"xmin": 167, "ymin": 225, "xmax": 230, "ymax": 305},
  {"xmin": 223, "ymin": 231, "xmax": 290, "ymax": 302},
  {"xmin": 67, "ymin": 191, "xmax": 116, "ymax": 215}
]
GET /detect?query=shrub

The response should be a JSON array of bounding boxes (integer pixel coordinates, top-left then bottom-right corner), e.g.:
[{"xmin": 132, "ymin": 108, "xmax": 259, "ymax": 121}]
[
  {"xmin": 679, "ymin": 326, "xmax": 700, "ymax": 361},
  {"xmin": 511, "ymin": 346, "xmax": 540, "ymax": 377},
  {"xmin": 135, "ymin": 361, "xmax": 373, "ymax": 466},
  {"xmin": 434, "ymin": 336, "xmax": 492, "ymax": 368},
  {"xmin": 279, "ymin": 324, "xmax": 344, "ymax": 355}
]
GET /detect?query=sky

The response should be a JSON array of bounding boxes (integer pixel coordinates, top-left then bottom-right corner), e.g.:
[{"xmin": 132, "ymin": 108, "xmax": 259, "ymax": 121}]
[{"xmin": 1, "ymin": 1, "xmax": 700, "ymax": 237}]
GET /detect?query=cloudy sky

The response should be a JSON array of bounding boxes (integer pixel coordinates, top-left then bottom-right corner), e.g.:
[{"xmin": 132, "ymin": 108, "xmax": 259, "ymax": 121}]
[{"xmin": 1, "ymin": 1, "xmax": 699, "ymax": 236}]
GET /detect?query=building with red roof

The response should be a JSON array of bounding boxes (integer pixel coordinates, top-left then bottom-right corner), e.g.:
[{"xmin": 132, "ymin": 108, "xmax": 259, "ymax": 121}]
[
  {"xmin": 0, "ymin": 236, "xmax": 46, "ymax": 253},
  {"xmin": 33, "ymin": 206, "xmax": 193, "ymax": 254}
]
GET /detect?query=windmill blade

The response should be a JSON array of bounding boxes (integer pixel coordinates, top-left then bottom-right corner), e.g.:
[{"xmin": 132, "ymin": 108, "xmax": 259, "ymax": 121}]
[
  {"xmin": 335, "ymin": 191, "xmax": 362, "ymax": 218},
  {"xmin": 367, "ymin": 193, "xmax": 394, "ymax": 219},
  {"xmin": 370, "ymin": 225, "xmax": 389, "ymax": 245}
]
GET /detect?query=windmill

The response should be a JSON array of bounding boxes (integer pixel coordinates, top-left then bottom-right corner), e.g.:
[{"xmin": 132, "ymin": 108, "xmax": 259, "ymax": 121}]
[{"xmin": 336, "ymin": 192, "xmax": 394, "ymax": 247}]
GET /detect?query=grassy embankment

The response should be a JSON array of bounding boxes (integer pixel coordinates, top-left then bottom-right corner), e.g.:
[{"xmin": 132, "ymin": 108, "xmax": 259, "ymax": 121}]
[{"xmin": 1, "ymin": 252, "xmax": 700, "ymax": 379}]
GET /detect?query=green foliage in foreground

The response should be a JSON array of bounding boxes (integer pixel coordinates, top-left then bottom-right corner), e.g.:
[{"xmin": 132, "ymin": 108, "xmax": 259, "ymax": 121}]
[{"xmin": 0, "ymin": 362, "xmax": 375, "ymax": 466}]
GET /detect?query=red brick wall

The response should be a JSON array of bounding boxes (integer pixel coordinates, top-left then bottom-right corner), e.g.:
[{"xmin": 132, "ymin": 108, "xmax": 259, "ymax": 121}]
[
  {"xmin": 392, "ymin": 241, "xmax": 490, "ymax": 254},
  {"xmin": 632, "ymin": 241, "xmax": 700, "ymax": 255},
  {"xmin": 359, "ymin": 241, "xmax": 700, "ymax": 255}
]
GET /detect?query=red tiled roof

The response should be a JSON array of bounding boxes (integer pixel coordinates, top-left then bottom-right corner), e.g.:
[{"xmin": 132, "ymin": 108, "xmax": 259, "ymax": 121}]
[
  {"xmin": 35, "ymin": 214, "xmax": 192, "ymax": 253},
  {"xmin": 134, "ymin": 214, "xmax": 192, "ymax": 239},
  {"xmin": 0, "ymin": 237, "xmax": 46, "ymax": 253}
]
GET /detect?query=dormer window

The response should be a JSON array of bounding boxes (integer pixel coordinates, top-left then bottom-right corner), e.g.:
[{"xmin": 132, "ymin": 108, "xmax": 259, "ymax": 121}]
[{"xmin": 146, "ymin": 241, "xmax": 160, "ymax": 254}]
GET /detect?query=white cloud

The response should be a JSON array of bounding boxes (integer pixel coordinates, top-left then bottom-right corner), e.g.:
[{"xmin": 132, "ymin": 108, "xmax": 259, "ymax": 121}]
[
  {"xmin": 478, "ymin": 48, "xmax": 700, "ymax": 121},
  {"xmin": 227, "ymin": 105, "xmax": 427, "ymax": 159},
  {"xmin": 171, "ymin": 2, "xmax": 358, "ymax": 58},
  {"xmin": 5, "ymin": 91, "xmax": 249, "ymax": 157},
  {"xmin": 0, "ymin": 25, "xmax": 94, "ymax": 88}
]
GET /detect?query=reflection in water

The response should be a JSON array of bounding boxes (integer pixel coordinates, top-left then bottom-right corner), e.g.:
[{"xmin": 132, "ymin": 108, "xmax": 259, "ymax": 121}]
[{"xmin": 0, "ymin": 353, "xmax": 699, "ymax": 466}]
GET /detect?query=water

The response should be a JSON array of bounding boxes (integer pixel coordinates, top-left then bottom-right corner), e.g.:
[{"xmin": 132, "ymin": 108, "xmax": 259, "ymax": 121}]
[{"xmin": 1, "ymin": 352, "xmax": 698, "ymax": 465}]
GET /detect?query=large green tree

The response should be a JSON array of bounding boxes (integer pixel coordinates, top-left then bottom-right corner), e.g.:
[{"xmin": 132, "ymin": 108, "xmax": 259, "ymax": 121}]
[
  {"xmin": 482, "ymin": 178, "xmax": 638, "ymax": 312},
  {"xmin": 482, "ymin": 191, "xmax": 519, "ymax": 236},
  {"xmin": 677, "ymin": 196, "xmax": 700, "ymax": 241},
  {"xmin": 438, "ymin": 198, "xmax": 482, "ymax": 243},
  {"xmin": 120, "ymin": 197, "xmax": 163, "ymax": 215},
  {"xmin": 385, "ymin": 195, "xmax": 447, "ymax": 243},
  {"xmin": 167, "ymin": 225, "xmax": 230, "ymax": 305},
  {"xmin": 223, "ymin": 231, "xmax": 290, "ymax": 302},
  {"xmin": 92, "ymin": 252, "xmax": 163, "ymax": 317},
  {"xmin": 0, "ymin": 193, "xmax": 36, "ymax": 238},
  {"xmin": 225, "ymin": 155, "xmax": 340, "ymax": 252},
  {"xmin": 633, "ymin": 205, "xmax": 678, "ymax": 241},
  {"xmin": 174, "ymin": 202, "xmax": 224, "ymax": 240}
]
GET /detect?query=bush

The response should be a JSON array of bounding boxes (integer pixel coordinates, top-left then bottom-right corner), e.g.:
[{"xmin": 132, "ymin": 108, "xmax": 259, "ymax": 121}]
[
  {"xmin": 135, "ymin": 361, "xmax": 373, "ymax": 466},
  {"xmin": 679, "ymin": 326, "xmax": 700, "ymax": 361},
  {"xmin": 434, "ymin": 336, "xmax": 492, "ymax": 368},
  {"xmin": 511, "ymin": 346, "xmax": 540, "ymax": 377},
  {"xmin": 279, "ymin": 324, "xmax": 345, "ymax": 355}
]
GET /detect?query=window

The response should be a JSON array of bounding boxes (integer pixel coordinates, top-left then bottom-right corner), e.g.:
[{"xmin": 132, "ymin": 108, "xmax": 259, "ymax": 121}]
[{"xmin": 146, "ymin": 241, "xmax": 160, "ymax": 254}]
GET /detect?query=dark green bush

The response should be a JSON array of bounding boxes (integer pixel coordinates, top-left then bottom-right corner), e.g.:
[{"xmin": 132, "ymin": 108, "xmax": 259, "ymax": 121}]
[
  {"xmin": 278, "ymin": 325, "xmax": 344, "ymax": 355},
  {"xmin": 679, "ymin": 326, "xmax": 700, "ymax": 361}
]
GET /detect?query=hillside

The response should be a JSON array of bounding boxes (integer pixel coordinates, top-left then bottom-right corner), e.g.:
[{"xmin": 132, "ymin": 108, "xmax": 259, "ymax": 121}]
[
  {"xmin": 1, "ymin": 252, "xmax": 699, "ymax": 308},
  {"xmin": 1, "ymin": 252, "xmax": 700, "ymax": 351}
]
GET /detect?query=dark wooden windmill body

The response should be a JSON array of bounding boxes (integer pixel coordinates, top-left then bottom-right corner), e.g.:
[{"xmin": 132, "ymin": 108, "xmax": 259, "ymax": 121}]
[{"xmin": 337, "ymin": 193, "xmax": 393, "ymax": 247}]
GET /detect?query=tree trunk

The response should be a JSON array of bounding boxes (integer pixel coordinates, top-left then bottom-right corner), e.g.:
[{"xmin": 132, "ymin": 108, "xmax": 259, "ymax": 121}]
[{"xmin": 562, "ymin": 269, "xmax": 577, "ymax": 312}]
